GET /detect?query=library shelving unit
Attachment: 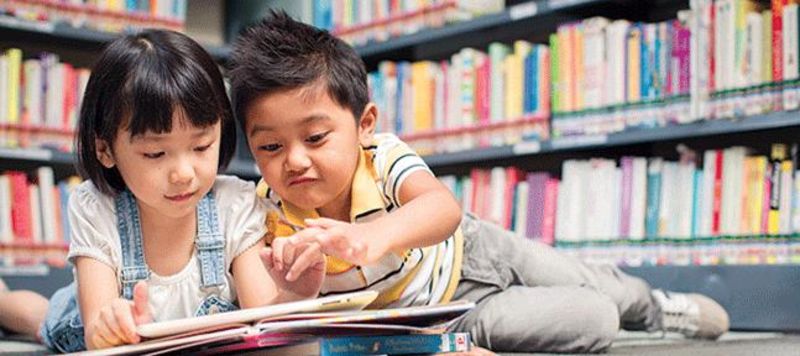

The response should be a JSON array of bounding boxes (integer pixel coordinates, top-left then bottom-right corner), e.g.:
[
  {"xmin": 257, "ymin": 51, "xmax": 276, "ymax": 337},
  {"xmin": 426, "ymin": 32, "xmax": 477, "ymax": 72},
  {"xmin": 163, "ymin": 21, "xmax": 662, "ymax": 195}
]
[
  {"xmin": 3, "ymin": 0, "xmax": 800, "ymax": 331},
  {"xmin": 342, "ymin": 0, "xmax": 800, "ymax": 331},
  {"xmin": 0, "ymin": 3, "xmax": 249, "ymax": 296}
]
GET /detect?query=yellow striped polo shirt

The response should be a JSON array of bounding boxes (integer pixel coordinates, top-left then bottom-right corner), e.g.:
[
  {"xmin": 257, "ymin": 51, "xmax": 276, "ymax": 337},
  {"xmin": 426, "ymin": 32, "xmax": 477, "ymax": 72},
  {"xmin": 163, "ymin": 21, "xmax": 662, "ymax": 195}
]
[{"xmin": 256, "ymin": 133, "xmax": 463, "ymax": 308}]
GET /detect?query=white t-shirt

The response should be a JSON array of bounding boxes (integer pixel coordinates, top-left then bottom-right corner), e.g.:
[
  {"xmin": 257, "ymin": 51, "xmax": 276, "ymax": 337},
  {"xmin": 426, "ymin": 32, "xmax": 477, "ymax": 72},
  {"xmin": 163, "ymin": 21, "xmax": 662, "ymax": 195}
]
[{"xmin": 67, "ymin": 175, "xmax": 268, "ymax": 321}]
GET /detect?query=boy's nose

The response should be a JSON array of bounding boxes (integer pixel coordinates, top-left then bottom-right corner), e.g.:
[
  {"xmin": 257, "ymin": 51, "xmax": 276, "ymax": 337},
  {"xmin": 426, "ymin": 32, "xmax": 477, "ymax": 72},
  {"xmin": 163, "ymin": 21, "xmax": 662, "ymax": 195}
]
[{"xmin": 284, "ymin": 145, "xmax": 312, "ymax": 172}]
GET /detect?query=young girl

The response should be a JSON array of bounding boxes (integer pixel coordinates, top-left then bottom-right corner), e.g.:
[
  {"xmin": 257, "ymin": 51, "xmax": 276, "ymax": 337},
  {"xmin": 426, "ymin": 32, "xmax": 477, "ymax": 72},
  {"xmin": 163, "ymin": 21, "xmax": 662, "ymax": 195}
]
[{"xmin": 0, "ymin": 29, "xmax": 325, "ymax": 352}]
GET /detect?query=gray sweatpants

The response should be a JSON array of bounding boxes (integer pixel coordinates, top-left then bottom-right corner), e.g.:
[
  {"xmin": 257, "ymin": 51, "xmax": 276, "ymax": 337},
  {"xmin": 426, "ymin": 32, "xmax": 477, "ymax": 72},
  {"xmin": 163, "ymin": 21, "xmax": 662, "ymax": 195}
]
[{"xmin": 448, "ymin": 214, "xmax": 661, "ymax": 353}]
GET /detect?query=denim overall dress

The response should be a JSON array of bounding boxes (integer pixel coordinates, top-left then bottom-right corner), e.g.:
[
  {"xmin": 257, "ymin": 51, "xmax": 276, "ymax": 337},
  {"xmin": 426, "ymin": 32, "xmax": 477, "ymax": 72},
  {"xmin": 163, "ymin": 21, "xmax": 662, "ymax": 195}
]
[{"xmin": 40, "ymin": 191, "xmax": 237, "ymax": 352}]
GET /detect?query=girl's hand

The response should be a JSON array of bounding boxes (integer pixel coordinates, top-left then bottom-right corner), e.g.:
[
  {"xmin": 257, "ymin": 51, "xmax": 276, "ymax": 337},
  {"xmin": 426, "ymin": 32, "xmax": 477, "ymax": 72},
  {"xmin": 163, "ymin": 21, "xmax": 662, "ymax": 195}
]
[
  {"xmin": 260, "ymin": 237, "xmax": 325, "ymax": 299},
  {"xmin": 86, "ymin": 281, "xmax": 152, "ymax": 349},
  {"xmin": 301, "ymin": 218, "xmax": 385, "ymax": 266}
]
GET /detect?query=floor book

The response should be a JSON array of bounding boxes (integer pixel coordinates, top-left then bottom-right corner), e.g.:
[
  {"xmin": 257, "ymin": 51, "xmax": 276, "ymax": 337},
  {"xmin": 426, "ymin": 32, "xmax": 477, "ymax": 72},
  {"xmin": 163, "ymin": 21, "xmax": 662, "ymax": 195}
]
[
  {"xmin": 71, "ymin": 292, "xmax": 475, "ymax": 355},
  {"xmin": 194, "ymin": 331, "xmax": 473, "ymax": 355}
]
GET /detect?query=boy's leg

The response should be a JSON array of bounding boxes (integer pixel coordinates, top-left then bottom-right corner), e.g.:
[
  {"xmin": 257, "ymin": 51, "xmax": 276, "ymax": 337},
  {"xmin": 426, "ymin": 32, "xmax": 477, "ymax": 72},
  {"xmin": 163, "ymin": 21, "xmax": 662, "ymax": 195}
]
[
  {"xmin": 0, "ymin": 279, "xmax": 49, "ymax": 338},
  {"xmin": 455, "ymin": 215, "xmax": 658, "ymax": 330},
  {"xmin": 450, "ymin": 283, "xmax": 620, "ymax": 353}
]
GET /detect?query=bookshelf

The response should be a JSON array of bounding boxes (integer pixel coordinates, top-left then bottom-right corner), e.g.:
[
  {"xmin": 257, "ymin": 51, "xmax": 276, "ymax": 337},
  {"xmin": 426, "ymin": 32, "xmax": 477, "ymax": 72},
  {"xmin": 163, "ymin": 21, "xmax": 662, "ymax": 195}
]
[
  {"xmin": 331, "ymin": 0, "xmax": 799, "ymax": 331},
  {"xmin": 0, "ymin": 19, "xmax": 231, "ymax": 63},
  {"xmin": 3, "ymin": 0, "xmax": 800, "ymax": 331},
  {"xmin": 352, "ymin": 0, "xmax": 609, "ymax": 64}
]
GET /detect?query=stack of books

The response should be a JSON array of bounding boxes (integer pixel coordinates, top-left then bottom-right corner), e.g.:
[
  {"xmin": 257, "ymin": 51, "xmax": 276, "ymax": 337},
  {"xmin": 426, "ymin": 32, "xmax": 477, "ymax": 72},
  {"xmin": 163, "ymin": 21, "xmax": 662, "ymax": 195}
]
[{"xmin": 85, "ymin": 291, "xmax": 474, "ymax": 355}]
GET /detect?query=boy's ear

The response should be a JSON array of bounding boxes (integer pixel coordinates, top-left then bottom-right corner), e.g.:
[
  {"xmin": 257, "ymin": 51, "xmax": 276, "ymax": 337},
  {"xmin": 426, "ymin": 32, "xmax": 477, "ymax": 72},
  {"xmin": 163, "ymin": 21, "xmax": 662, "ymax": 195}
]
[
  {"xmin": 95, "ymin": 139, "xmax": 116, "ymax": 168},
  {"xmin": 357, "ymin": 103, "xmax": 377, "ymax": 147}
]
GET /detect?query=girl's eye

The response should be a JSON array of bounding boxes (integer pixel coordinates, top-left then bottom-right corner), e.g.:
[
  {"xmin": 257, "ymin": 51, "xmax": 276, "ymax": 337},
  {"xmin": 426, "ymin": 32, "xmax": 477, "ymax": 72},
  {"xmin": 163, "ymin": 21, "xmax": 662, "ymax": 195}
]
[
  {"xmin": 307, "ymin": 131, "xmax": 329, "ymax": 143},
  {"xmin": 194, "ymin": 144, "xmax": 212, "ymax": 152},
  {"xmin": 143, "ymin": 152, "xmax": 164, "ymax": 159},
  {"xmin": 258, "ymin": 143, "xmax": 282, "ymax": 152}
]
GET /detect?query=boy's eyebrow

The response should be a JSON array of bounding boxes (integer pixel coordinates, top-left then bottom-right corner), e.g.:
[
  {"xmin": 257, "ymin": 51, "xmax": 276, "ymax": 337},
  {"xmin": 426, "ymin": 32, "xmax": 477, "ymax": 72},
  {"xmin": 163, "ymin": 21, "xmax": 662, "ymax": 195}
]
[{"xmin": 249, "ymin": 114, "xmax": 332, "ymax": 137}]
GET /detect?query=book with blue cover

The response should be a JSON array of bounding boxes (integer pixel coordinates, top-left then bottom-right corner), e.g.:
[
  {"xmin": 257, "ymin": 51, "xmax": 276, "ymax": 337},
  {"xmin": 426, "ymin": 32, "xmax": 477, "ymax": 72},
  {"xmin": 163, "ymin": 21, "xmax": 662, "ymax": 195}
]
[{"xmin": 77, "ymin": 294, "xmax": 474, "ymax": 356}]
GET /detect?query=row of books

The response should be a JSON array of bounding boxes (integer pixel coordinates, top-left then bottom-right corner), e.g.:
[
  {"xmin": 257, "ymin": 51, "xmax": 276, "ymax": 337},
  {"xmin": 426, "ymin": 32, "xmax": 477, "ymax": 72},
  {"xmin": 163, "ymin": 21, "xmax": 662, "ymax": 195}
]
[
  {"xmin": 438, "ymin": 143, "xmax": 800, "ymax": 243},
  {"xmin": 0, "ymin": 48, "xmax": 89, "ymax": 150},
  {"xmin": 363, "ymin": 1, "xmax": 800, "ymax": 152},
  {"xmin": 0, "ymin": 168, "xmax": 79, "ymax": 252},
  {"xmin": 558, "ymin": 235, "xmax": 800, "ymax": 266},
  {"xmin": 369, "ymin": 43, "xmax": 551, "ymax": 153},
  {"xmin": 1, "ymin": 0, "xmax": 187, "ymax": 33},
  {"xmin": 312, "ymin": 0, "xmax": 504, "ymax": 46},
  {"xmin": 550, "ymin": 16, "xmax": 692, "ymax": 113},
  {"xmin": 556, "ymin": 0, "xmax": 800, "ymax": 136}
]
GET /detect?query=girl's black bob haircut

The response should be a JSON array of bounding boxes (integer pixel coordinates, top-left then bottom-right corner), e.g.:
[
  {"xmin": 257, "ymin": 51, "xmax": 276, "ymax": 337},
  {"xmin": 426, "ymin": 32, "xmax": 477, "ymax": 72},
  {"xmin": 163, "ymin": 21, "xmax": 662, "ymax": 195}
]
[{"xmin": 76, "ymin": 29, "xmax": 236, "ymax": 195}]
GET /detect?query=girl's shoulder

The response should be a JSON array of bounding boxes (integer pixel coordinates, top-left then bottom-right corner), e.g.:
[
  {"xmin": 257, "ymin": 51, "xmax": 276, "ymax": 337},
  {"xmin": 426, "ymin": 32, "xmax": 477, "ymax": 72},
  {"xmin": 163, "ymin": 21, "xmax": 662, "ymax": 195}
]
[
  {"xmin": 69, "ymin": 180, "xmax": 116, "ymax": 216},
  {"xmin": 211, "ymin": 175, "xmax": 271, "ymax": 215},
  {"xmin": 212, "ymin": 175, "xmax": 270, "ymax": 258},
  {"xmin": 211, "ymin": 175, "xmax": 258, "ymax": 201}
]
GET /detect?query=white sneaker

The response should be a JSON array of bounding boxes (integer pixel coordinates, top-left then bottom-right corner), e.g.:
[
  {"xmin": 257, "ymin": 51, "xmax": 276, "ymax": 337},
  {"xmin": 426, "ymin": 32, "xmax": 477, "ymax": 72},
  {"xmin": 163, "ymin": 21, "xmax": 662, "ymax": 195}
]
[{"xmin": 652, "ymin": 289, "xmax": 730, "ymax": 339}]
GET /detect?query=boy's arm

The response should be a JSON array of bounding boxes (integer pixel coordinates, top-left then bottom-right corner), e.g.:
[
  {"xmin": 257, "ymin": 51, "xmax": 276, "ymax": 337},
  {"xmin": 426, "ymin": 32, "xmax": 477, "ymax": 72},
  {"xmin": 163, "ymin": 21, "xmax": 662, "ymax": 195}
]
[
  {"xmin": 376, "ymin": 170, "xmax": 462, "ymax": 251},
  {"xmin": 306, "ymin": 170, "xmax": 462, "ymax": 264}
]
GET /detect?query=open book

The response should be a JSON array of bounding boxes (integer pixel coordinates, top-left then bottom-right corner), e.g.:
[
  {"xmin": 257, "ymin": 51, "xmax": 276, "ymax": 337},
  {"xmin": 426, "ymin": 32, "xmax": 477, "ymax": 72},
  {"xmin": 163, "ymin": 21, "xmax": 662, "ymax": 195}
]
[{"xmin": 74, "ymin": 292, "xmax": 475, "ymax": 356}]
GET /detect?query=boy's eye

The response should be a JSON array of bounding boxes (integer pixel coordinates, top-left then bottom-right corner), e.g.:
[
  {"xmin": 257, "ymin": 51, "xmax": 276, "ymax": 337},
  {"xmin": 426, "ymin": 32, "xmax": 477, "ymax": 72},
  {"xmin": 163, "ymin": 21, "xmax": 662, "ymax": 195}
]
[
  {"xmin": 307, "ymin": 131, "xmax": 329, "ymax": 144},
  {"xmin": 143, "ymin": 152, "xmax": 164, "ymax": 159},
  {"xmin": 258, "ymin": 143, "xmax": 282, "ymax": 152},
  {"xmin": 194, "ymin": 144, "xmax": 212, "ymax": 152}
]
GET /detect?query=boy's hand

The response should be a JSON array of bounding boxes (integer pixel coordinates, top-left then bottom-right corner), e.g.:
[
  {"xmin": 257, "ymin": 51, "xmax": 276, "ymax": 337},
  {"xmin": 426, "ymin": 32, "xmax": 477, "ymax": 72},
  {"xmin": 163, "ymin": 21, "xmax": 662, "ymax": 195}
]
[
  {"xmin": 260, "ymin": 236, "xmax": 325, "ymax": 299},
  {"xmin": 444, "ymin": 346, "xmax": 497, "ymax": 355},
  {"xmin": 87, "ymin": 281, "xmax": 152, "ymax": 349},
  {"xmin": 300, "ymin": 218, "xmax": 384, "ymax": 266}
]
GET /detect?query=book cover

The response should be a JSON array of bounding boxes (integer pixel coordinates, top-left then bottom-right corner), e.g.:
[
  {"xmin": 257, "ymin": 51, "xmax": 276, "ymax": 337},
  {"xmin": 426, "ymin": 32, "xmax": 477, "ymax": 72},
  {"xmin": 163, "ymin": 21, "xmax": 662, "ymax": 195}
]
[{"xmin": 264, "ymin": 332, "xmax": 470, "ymax": 356}]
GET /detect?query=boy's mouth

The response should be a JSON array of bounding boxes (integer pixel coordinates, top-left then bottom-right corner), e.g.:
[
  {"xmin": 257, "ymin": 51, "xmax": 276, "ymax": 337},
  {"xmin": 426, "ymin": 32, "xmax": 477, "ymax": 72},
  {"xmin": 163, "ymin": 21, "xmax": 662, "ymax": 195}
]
[{"xmin": 288, "ymin": 177, "xmax": 316, "ymax": 186}]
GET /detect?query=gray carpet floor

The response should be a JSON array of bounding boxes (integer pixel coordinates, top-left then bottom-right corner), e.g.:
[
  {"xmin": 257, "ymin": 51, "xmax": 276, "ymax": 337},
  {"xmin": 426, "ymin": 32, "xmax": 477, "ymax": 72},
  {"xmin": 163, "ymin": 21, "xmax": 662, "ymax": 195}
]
[
  {"xmin": 504, "ymin": 331, "xmax": 800, "ymax": 355},
  {"xmin": 1, "ymin": 331, "xmax": 798, "ymax": 354}
]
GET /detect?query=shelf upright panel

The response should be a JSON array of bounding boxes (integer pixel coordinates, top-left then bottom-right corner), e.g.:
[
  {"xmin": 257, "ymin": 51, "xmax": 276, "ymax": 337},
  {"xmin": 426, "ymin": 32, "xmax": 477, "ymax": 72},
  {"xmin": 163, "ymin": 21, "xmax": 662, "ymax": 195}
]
[{"xmin": 622, "ymin": 265, "xmax": 800, "ymax": 331}]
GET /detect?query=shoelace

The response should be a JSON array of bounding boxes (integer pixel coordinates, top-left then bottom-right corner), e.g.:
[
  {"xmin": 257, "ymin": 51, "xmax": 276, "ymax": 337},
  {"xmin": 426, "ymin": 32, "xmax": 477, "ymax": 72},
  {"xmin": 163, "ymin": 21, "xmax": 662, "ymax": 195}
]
[{"xmin": 653, "ymin": 290, "xmax": 700, "ymax": 337}]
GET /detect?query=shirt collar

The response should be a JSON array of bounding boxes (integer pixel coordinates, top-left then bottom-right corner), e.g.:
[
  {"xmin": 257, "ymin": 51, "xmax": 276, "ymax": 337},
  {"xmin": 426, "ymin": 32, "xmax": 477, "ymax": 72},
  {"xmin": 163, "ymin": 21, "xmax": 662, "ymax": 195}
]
[{"xmin": 257, "ymin": 145, "xmax": 385, "ymax": 227}]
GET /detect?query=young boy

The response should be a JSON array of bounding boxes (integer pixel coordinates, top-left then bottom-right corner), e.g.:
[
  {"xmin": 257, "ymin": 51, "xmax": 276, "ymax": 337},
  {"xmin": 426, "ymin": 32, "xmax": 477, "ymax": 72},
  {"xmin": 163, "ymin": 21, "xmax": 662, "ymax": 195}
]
[{"xmin": 229, "ymin": 11, "xmax": 730, "ymax": 353}]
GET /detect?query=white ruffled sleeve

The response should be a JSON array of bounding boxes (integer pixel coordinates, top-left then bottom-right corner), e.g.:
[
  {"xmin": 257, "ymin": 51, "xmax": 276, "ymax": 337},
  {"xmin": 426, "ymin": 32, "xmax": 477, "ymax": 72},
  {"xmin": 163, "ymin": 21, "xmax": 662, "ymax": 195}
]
[
  {"xmin": 66, "ymin": 181, "xmax": 121, "ymax": 271},
  {"xmin": 215, "ymin": 176, "xmax": 269, "ymax": 260}
]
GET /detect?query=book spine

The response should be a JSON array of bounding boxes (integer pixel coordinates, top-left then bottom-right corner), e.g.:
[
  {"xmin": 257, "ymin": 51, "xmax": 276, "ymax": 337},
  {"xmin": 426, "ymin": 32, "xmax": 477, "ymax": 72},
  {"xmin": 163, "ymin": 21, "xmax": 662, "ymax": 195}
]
[
  {"xmin": 773, "ymin": 0, "xmax": 787, "ymax": 83},
  {"xmin": 320, "ymin": 333, "xmax": 471, "ymax": 356},
  {"xmin": 525, "ymin": 173, "xmax": 549, "ymax": 239},
  {"xmin": 712, "ymin": 149, "xmax": 724, "ymax": 235},
  {"xmin": 542, "ymin": 178, "xmax": 559, "ymax": 245}
]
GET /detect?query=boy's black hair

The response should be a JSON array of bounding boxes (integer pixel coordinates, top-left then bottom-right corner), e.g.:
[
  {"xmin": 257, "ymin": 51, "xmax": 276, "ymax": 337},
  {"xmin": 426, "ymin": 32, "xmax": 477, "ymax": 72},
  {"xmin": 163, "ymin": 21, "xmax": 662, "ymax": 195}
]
[
  {"xmin": 76, "ymin": 29, "xmax": 236, "ymax": 195},
  {"xmin": 228, "ymin": 10, "xmax": 369, "ymax": 132}
]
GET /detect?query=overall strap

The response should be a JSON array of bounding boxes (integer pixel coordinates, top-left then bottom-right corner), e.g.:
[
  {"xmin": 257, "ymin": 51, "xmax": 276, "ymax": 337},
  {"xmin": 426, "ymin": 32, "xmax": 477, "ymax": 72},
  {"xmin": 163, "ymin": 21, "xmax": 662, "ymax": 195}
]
[
  {"xmin": 115, "ymin": 190, "xmax": 150, "ymax": 300},
  {"xmin": 196, "ymin": 192, "xmax": 225, "ymax": 288}
]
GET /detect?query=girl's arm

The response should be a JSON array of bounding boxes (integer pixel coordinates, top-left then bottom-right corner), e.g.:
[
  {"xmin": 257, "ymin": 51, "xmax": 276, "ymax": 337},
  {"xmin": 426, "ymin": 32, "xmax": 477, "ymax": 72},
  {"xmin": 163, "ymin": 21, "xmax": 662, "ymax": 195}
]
[
  {"xmin": 76, "ymin": 257, "xmax": 149, "ymax": 349},
  {"xmin": 231, "ymin": 242, "xmax": 280, "ymax": 308},
  {"xmin": 232, "ymin": 240, "xmax": 324, "ymax": 308}
]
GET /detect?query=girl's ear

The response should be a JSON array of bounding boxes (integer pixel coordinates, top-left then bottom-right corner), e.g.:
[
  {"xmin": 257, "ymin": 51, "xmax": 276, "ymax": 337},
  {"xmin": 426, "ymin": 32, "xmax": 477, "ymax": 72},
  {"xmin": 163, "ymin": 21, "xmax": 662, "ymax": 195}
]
[
  {"xmin": 358, "ymin": 103, "xmax": 377, "ymax": 147},
  {"xmin": 95, "ymin": 139, "xmax": 116, "ymax": 168}
]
